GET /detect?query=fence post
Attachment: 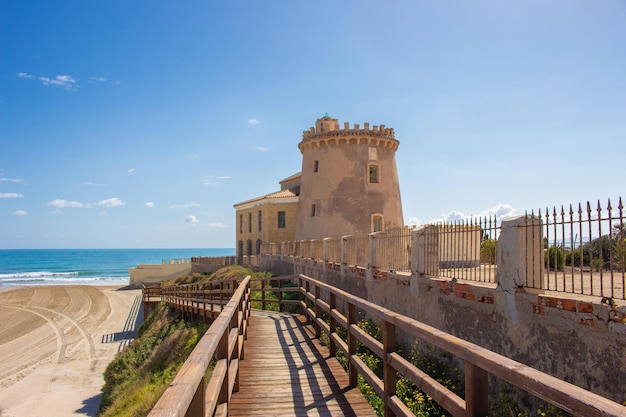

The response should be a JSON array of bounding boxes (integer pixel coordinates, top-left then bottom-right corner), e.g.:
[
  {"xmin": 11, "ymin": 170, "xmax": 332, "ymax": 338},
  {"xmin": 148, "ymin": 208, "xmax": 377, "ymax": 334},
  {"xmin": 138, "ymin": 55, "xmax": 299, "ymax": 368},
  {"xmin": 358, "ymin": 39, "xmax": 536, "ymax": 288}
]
[
  {"xmin": 383, "ymin": 320, "xmax": 397, "ymax": 417},
  {"xmin": 347, "ymin": 302, "xmax": 357, "ymax": 388},
  {"xmin": 341, "ymin": 235, "xmax": 349, "ymax": 276},
  {"xmin": 465, "ymin": 363, "xmax": 488, "ymax": 417},
  {"xmin": 323, "ymin": 237, "xmax": 330, "ymax": 271},
  {"xmin": 497, "ymin": 214, "xmax": 543, "ymax": 292},
  {"xmin": 368, "ymin": 231, "xmax": 384, "ymax": 280}
]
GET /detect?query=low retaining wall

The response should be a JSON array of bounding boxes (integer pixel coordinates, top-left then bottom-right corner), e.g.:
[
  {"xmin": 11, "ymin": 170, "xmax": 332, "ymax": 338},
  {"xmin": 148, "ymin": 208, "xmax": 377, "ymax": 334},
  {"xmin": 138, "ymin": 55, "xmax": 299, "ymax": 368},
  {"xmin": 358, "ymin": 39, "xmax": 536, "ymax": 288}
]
[
  {"xmin": 129, "ymin": 263, "xmax": 191, "ymax": 284},
  {"xmin": 260, "ymin": 255, "xmax": 626, "ymax": 405}
]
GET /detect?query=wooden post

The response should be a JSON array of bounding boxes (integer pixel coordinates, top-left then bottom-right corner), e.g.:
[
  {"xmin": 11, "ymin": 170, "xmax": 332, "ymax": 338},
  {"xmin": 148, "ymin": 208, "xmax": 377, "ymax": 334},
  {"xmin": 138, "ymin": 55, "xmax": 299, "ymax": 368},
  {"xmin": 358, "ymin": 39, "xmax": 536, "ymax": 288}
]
[
  {"xmin": 465, "ymin": 362, "xmax": 488, "ymax": 417},
  {"xmin": 347, "ymin": 302, "xmax": 357, "ymax": 388},
  {"xmin": 261, "ymin": 279, "xmax": 266, "ymax": 311},
  {"xmin": 329, "ymin": 292, "xmax": 336, "ymax": 358},
  {"xmin": 186, "ymin": 376, "xmax": 205, "ymax": 417},
  {"xmin": 383, "ymin": 320, "xmax": 397, "ymax": 417},
  {"xmin": 314, "ymin": 285, "xmax": 321, "ymax": 339}
]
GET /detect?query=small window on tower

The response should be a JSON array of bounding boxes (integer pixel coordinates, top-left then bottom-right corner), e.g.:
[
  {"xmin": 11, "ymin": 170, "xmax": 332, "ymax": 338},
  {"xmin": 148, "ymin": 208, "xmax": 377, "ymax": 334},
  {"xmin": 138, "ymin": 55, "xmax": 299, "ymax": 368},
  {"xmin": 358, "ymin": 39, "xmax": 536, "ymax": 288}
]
[
  {"xmin": 314, "ymin": 160, "xmax": 319, "ymax": 172},
  {"xmin": 369, "ymin": 165, "xmax": 379, "ymax": 183},
  {"xmin": 311, "ymin": 204, "xmax": 317, "ymax": 217},
  {"xmin": 373, "ymin": 215, "xmax": 383, "ymax": 232}
]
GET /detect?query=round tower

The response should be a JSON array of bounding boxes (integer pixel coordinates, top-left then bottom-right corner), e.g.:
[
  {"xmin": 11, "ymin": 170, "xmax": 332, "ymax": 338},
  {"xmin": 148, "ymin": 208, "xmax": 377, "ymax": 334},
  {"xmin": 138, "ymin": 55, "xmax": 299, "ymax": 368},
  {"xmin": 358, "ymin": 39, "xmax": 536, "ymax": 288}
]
[{"xmin": 295, "ymin": 115, "xmax": 404, "ymax": 240}]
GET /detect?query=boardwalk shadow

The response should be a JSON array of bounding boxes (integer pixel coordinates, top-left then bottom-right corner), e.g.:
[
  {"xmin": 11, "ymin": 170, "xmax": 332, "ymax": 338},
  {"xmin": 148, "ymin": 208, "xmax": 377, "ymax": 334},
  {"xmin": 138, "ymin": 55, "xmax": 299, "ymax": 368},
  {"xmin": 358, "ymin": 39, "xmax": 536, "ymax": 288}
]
[{"xmin": 272, "ymin": 314, "xmax": 360, "ymax": 417}]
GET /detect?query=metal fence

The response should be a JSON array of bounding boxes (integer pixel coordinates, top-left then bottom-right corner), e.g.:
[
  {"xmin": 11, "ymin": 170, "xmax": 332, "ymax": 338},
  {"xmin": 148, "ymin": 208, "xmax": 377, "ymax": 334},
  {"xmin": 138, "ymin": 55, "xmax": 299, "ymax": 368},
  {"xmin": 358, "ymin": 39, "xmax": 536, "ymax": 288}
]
[
  {"xmin": 345, "ymin": 235, "xmax": 369, "ymax": 267},
  {"xmin": 525, "ymin": 198, "xmax": 625, "ymax": 299},
  {"xmin": 252, "ymin": 197, "xmax": 624, "ymax": 300},
  {"xmin": 424, "ymin": 216, "xmax": 500, "ymax": 284},
  {"xmin": 373, "ymin": 228, "xmax": 412, "ymax": 272}
]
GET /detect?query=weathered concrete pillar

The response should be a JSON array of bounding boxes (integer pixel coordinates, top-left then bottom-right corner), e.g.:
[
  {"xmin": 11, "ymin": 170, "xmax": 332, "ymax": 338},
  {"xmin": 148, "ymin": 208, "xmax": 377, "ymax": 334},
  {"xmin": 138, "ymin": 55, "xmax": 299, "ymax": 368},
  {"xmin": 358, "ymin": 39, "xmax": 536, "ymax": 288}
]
[
  {"xmin": 496, "ymin": 214, "xmax": 543, "ymax": 292},
  {"xmin": 368, "ymin": 232, "xmax": 384, "ymax": 280},
  {"xmin": 323, "ymin": 237, "xmax": 330, "ymax": 271},
  {"xmin": 410, "ymin": 225, "xmax": 440, "ymax": 277},
  {"xmin": 341, "ymin": 235, "xmax": 350, "ymax": 276}
]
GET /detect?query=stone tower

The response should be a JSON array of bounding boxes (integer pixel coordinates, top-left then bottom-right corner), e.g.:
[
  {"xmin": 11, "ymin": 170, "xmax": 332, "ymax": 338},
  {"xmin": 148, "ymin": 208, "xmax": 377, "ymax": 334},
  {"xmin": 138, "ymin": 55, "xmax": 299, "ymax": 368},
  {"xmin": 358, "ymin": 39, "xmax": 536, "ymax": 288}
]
[{"xmin": 295, "ymin": 115, "xmax": 404, "ymax": 240}]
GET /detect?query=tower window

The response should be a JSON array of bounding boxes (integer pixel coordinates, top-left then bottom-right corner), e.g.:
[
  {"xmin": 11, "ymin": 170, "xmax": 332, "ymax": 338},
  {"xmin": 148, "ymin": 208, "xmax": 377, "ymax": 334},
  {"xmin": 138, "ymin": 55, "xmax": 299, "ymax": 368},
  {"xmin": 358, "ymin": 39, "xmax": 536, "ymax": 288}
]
[
  {"xmin": 369, "ymin": 165, "xmax": 379, "ymax": 183},
  {"xmin": 256, "ymin": 239, "xmax": 262, "ymax": 255},
  {"xmin": 372, "ymin": 215, "xmax": 383, "ymax": 232},
  {"xmin": 311, "ymin": 204, "xmax": 317, "ymax": 217},
  {"xmin": 239, "ymin": 214, "xmax": 243, "ymax": 234},
  {"xmin": 277, "ymin": 211, "xmax": 286, "ymax": 228},
  {"xmin": 246, "ymin": 239, "xmax": 252, "ymax": 256},
  {"xmin": 248, "ymin": 212, "xmax": 252, "ymax": 233},
  {"xmin": 314, "ymin": 160, "xmax": 319, "ymax": 172},
  {"xmin": 258, "ymin": 210, "xmax": 262, "ymax": 232}
]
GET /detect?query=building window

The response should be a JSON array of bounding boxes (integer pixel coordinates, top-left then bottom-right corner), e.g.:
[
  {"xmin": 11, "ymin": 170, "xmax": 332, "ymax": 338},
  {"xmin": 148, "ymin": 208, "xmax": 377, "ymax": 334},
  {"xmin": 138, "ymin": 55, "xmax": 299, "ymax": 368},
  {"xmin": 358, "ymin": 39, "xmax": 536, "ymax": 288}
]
[
  {"xmin": 314, "ymin": 160, "xmax": 319, "ymax": 172},
  {"xmin": 256, "ymin": 239, "xmax": 262, "ymax": 255},
  {"xmin": 258, "ymin": 210, "xmax": 262, "ymax": 232},
  {"xmin": 311, "ymin": 204, "xmax": 317, "ymax": 217},
  {"xmin": 372, "ymin": 215, "xmax": 383, "ymax": 232},
  {"xmin": 369, "ymin": 165, "xmax": 379, "ymax": 183},
  {"xmin": 239, "ymin": 214, "xmax": 243, "ymax": 234},
  {"xmin": 248, "ymin": 212, "xmax": 252, "ymax": 233},
  {"xmin": 277, "ymin": 211, "xmax": 286, "ymax": 228},
  {"xmin": 238, "ymin": 240, "xmax": 243, "ymax": 258},
  {"xmin": 246, "ymin": 239, "xmax": 252, "ymax": 256}
]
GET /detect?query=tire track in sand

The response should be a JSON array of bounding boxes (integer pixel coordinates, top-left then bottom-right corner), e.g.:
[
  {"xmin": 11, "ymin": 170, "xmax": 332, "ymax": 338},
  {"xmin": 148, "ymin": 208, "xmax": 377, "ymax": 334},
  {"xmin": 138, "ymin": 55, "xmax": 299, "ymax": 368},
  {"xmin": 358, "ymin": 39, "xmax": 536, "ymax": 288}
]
[{"xmin": 0, "ymin": 303, "xmax": 67, "ymax": 364}]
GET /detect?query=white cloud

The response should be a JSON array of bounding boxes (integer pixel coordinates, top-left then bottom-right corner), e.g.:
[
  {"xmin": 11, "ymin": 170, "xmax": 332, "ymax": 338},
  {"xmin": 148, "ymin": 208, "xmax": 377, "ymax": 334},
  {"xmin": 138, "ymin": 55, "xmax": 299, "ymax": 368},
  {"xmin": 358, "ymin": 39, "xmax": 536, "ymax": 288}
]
[
  {"xmin": 202, "ymin": 175, "xmax": 231, "ymax": 187},
  {"xmin": 90, "ymin": 76, "xmax": 108, "ymax": 82},
  {"xmin": 206, "ymin": 222, "xmax": 227, "ymax": 228},
  {"xmin": 247, "ymin": 119, "xmax": 260, "ymax": 125},
  {"xmin": 51, "ymin": 210, "xmax": 63, "ymax": 215},
  {"xmin": 47, "ymin": 199, "xmax": 84, "ymax": 208},
  {"xmin": 128, "ymin": 168, "xmax": 136, "ymax": 173},
  {"xmin": 14, "ymin": 210, "xmax": 27, "ymax": 216},
  {"xmin": 145, "ymin": 202, "xmax": 155, "ymax": 208},
  {"xmin": 406, "ymin": 216, "xmax": 421, "ymax": 226},
  {"xmin": 0, "ymin": 177, "xmax": 23, "ymax": 183},
  {"xmin": 18, "ymin": 72, "xmax": 33, "ymax": 79},
  {"xmin": 39, "ymin": 74, "xmax": 77, "ymax": 90},
  {"xmin": 185, "ymin": 215, "xmax": 200, "ymax": 224},
  {"xmin": 84, "ymin": 181, "xmax": 106, "ymax": 186},
  {"xmin": 255, "ymin": 146, "xmax": 269, "ymax": 152},
  {"xmin": 0, "ymin": 193, "xmax": 23, "ymax": 198},
  {"xmin": 425, "ymin": 203, "xmax": 518, "ymax": 224},
  {"xmin": 98, "ymin": 211, "xmax": 107, "ymax": 217},
  {"xmin": 92, "ymin": 197, "xmax": 125, "ymax": 207},
  {"xmin": 170, "ymin": 203, "xmax": 200, "ymax": 209}
]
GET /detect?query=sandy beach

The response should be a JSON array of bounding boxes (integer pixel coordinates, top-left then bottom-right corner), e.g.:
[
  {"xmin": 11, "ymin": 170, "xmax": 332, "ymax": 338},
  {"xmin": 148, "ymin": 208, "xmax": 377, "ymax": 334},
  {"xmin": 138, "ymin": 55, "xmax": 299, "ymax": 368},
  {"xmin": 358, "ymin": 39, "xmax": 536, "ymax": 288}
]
[{"xmin": 0, "ymin": 286, "xmax": 143, "ymax": 417}]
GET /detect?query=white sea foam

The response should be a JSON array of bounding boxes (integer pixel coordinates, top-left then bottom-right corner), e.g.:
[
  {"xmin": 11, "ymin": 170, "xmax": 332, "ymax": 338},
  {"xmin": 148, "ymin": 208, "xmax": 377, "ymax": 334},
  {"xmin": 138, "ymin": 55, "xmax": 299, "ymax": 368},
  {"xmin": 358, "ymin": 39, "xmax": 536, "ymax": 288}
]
[{"xmin": 0, "ymin": 271, "xmax": 129, "ymax": 286}]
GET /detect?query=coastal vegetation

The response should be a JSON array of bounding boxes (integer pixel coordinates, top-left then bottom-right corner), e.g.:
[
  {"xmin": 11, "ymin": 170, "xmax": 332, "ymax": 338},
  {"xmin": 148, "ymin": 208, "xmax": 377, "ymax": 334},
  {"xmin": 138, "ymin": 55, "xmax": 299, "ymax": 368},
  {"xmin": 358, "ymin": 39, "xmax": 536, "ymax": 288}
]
[
  {"xmin": 97, "ymin": 302, "xmax": 208, "ymax": 417},
  {"xmin": 97, "ymin": 265, "xmax": 271, "ymax": 417}
]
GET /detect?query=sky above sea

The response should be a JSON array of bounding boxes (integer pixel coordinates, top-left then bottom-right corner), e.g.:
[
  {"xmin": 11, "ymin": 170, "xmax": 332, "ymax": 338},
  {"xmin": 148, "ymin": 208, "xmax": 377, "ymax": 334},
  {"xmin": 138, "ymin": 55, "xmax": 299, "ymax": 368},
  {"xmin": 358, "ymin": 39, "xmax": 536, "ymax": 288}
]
[{"xmin": 1, "ymin": 1, "xmax": 625, "ymax": 249}]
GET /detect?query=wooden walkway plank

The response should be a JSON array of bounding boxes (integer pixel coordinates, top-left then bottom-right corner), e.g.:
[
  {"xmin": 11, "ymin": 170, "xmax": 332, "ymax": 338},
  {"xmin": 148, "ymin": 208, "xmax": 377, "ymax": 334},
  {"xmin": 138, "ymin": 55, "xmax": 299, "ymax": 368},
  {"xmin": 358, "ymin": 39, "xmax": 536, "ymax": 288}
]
[{"xmin": 228, "ymin": 311, "xmax": 377, "ymax": 417}]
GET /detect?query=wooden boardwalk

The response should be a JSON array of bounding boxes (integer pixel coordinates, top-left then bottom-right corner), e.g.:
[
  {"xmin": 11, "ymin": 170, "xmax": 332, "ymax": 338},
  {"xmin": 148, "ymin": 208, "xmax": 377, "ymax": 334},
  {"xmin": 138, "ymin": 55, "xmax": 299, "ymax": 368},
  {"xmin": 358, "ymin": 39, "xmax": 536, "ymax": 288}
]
[{"xmin": 229, "ymin": 311, "xmax": 377, "ymax": 417}]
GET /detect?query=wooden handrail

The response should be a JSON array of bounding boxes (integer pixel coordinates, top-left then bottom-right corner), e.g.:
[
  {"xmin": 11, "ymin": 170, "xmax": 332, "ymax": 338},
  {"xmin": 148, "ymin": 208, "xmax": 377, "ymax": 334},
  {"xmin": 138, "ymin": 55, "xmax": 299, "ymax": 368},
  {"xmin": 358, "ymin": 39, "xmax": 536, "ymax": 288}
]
[
  {"xmin": 297, "ymin": 274, "xmax": 626, "ymax": 417},
  {"xmin": 147, "ymin": 276, "xmax": 251, "ymax": 417}
]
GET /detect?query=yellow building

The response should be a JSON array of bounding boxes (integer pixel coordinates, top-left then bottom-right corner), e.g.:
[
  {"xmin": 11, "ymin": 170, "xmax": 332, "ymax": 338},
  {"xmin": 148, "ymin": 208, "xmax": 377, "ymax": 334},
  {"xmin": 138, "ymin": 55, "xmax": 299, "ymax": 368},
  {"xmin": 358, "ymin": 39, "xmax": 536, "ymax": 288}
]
[{"xmin": 233, "ymin": 174, "xmax": 300, "ymax": 259}]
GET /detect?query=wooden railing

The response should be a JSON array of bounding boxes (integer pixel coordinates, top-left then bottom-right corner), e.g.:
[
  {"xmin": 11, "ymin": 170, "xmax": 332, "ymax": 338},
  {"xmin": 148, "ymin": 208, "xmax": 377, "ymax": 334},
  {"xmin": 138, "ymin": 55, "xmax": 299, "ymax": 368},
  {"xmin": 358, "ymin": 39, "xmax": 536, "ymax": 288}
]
[
  {"xmin": 147, "ymin": 276, "xmax": 251, "ymax": 417},
  {"xmin": 143, "ymin": 275, "xmax": 625, "ymax": 417},
  {"xmin": 297, "ymin": 274, "xmax": 626, "ymax": 417}
]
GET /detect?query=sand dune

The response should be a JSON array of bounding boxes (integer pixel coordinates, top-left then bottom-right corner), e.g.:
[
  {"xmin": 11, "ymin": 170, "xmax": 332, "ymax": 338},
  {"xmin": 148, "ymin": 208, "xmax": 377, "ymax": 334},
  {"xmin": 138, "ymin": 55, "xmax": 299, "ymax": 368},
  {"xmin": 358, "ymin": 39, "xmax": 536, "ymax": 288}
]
[{"xmin": 0, "ymin": 286, "xmax": 142, "ymax": 417}]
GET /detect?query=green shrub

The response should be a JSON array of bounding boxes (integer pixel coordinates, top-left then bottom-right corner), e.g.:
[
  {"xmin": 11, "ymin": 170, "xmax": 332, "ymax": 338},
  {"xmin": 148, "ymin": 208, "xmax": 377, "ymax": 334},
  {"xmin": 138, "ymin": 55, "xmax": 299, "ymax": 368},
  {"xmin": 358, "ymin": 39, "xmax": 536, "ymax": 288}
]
[{"xmin": 545, "ymin": 246, "xmax": 564, "ymax": 270}]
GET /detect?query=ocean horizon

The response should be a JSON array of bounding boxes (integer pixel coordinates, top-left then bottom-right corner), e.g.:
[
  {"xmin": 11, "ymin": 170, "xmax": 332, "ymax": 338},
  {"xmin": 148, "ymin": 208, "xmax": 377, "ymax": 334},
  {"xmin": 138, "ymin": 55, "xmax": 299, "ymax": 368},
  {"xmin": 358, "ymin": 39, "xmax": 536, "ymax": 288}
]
[{"xmin": 0, "ymin": 248, "xmax": 236, "ymax": 287}]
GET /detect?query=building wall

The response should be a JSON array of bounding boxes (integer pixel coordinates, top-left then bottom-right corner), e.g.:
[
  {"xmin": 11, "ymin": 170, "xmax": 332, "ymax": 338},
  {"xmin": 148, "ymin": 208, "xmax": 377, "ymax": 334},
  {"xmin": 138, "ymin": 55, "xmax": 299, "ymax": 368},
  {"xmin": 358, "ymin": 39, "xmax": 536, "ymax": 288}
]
[
  {"xmin": 295, "ymin": 117, "xmax": 404, "ymax": 240},
  {"xmin": 235, "ymin": 201, "xmax": 298, "ymax": 257}
]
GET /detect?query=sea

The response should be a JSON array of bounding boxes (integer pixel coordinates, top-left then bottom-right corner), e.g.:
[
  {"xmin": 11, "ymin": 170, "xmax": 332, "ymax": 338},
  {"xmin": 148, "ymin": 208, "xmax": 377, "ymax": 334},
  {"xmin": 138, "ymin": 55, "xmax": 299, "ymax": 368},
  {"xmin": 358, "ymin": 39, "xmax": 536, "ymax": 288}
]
[{"xmin": 0, "ymin": 248, "xmax": 235, "ymax": 288}]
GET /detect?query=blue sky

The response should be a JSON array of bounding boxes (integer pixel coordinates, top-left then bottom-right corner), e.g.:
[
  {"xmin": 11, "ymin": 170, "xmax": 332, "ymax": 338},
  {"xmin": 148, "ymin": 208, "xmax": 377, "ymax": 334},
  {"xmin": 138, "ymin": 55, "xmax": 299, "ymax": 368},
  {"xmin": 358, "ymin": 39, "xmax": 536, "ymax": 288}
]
[{"xmin": 1, "ymin": 1, "xmax": 625, "ymax": 249}]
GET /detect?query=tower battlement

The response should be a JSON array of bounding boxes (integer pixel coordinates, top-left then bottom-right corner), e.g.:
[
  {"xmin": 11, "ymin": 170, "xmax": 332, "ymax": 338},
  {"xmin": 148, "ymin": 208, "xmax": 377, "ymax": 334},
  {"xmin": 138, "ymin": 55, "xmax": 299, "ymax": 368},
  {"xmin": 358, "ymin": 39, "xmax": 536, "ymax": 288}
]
[{"xmin": 299, "ymin": 115, "xmax": 398, "ymax": 153}]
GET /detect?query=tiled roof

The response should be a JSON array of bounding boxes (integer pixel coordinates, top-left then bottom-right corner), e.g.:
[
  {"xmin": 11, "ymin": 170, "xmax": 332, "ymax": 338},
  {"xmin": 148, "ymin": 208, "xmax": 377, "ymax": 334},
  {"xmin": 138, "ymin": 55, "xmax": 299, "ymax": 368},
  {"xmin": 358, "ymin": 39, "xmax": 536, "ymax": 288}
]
[{"xmin": 234, "ymin": 189, "xmax": 298, "ymax": 207}]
